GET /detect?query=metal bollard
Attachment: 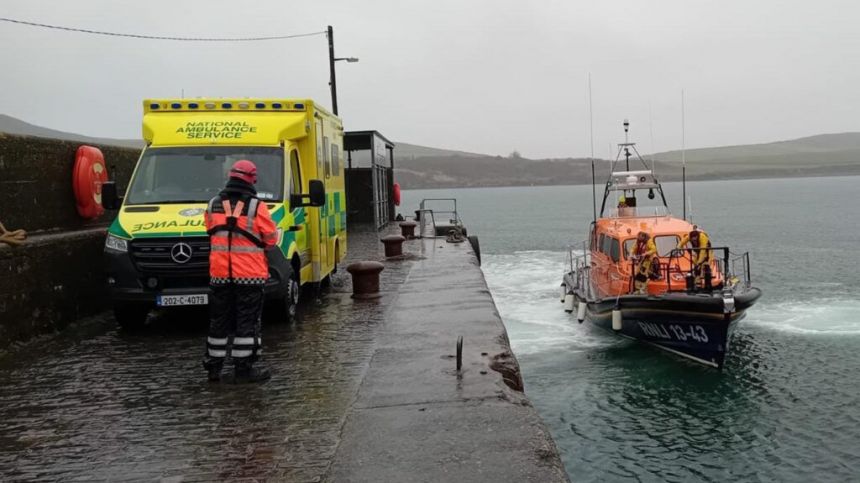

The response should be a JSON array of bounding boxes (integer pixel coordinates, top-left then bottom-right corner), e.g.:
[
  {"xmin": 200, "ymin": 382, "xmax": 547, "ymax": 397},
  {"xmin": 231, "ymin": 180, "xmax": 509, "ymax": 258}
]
[
  {"xmin": 399, "ymin": 220, "xmax": 418, "ymax": 239},
  {"xmin": 380, "ymin": 235, "xmax": 406, "ymax": 258},
  {"xmin": 346, "ymin": 261, "xmax": 385, "ymax": 299}
]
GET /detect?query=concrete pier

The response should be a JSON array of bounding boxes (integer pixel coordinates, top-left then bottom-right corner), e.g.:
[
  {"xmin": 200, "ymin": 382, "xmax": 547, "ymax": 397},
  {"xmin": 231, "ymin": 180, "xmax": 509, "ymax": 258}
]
[{"xmin": 0, "ymin": 226, "xmax": 567, "ymax": 482}]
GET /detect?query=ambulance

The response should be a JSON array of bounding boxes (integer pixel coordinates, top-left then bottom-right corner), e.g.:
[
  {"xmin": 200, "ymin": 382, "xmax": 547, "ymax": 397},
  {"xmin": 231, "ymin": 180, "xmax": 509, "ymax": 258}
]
[{"xmin": 102, "ymin": 99, "xmax": 347, "ymax": 328}]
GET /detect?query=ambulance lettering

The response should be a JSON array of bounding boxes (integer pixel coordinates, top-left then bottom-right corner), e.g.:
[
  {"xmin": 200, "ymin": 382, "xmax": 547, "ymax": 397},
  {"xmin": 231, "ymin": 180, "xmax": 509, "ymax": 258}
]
[
  {"xmin": 175, "ymin": 121, "xmax": 258, "ymax": 140},
  {"xmin": 131, "ymin": 219, "xmax": 205, "ymax": 232}
]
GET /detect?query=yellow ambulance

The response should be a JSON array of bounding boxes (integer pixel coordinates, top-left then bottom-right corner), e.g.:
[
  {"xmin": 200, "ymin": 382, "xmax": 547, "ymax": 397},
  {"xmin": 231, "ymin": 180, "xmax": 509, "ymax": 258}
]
[{"xmin": 103, "ymin": 98, "xmax": 347, "ymax": 328}]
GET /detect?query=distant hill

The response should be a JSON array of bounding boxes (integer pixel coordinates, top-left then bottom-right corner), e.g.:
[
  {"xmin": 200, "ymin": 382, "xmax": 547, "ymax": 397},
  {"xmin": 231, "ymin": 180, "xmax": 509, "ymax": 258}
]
[
  {"xmin": 398, "ymin": 133, "xmax": 860, "ymax": 188},
  {"xmin": 0, "ymin": 114, "xmax": 143, "ymax": 149},
  {"xmin": 3, "ymin": 113, "xmax": 859, "ymax": 188},
  {"xmin": 393, "ymin": 142, "xmax": 490, "ymax": 160}
]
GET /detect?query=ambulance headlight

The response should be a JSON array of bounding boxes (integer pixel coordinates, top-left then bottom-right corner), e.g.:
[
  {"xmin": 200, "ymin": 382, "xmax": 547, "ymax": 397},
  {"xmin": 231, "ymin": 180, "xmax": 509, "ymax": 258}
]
[{"xmin": 105, "ymin": 234, "xmax": 128, "ymax": 252}]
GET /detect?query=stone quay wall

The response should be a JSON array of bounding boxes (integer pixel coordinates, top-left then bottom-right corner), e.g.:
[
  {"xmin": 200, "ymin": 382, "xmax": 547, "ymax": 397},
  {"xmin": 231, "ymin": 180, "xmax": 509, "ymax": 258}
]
[{"xmin": 0, "ymin": 133, "xmax": 140, "ymax": 347}]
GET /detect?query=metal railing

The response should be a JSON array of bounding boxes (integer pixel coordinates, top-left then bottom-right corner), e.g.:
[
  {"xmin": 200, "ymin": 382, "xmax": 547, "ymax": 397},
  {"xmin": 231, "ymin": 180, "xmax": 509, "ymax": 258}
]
[
  {"xmin": 659, "ymin": 247, "xmax": 752, "ymax": 293},
  {"xmin": 417, "ymin": 198, "xmax": 462, "ymax": 237},
  {"xmin": 605, "ymin": 205, "xmax": 670, "ymax": 218},
  {"xmin": 567, "ymin": 242, "xmax": 754, "ymax": 298}
]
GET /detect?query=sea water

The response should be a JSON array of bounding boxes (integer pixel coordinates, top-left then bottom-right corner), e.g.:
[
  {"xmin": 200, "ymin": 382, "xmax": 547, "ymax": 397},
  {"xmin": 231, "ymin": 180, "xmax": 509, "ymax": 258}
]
[{"xmin": 404, "ymin": 176, "xmax": 860, "ymax": 482}]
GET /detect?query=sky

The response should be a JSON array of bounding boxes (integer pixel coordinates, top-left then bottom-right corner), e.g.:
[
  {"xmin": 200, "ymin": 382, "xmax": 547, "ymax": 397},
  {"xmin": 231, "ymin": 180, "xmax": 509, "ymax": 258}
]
[{"xmin": 1, "ymin": 0, "xmax": 858, "ymax": 159}]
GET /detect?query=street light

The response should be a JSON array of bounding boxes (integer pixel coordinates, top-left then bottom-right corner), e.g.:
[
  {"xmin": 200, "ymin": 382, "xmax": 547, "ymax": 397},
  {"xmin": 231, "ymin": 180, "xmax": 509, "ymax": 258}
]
[{"xmin": 327, "ymin": 25, "xmax": 358, "ymax": 116}]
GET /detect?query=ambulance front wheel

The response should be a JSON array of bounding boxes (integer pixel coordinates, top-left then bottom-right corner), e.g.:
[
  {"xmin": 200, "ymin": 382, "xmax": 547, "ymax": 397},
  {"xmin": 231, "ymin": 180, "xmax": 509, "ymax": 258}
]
[
  {"xmin": 277, "ymin": 266, "xmax": 300, "ymax": 322},
  {"xmin": 113, "ymin": 302, "xmax": 149, "ymax": 330}
]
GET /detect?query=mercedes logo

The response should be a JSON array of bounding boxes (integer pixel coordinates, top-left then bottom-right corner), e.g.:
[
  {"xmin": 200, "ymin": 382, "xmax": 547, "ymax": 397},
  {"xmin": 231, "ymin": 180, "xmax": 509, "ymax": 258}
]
[{"xmin": 170, "ymin": 242, "xmax": 193, "ymax": 264}]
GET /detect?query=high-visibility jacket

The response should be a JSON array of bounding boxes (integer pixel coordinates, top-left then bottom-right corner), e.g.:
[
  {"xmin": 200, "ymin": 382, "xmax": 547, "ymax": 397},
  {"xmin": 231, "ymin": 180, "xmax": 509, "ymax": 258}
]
[
  {"xmin": 633, "ymin": 238, "xmax": 657, "ymax": 260},
  {"xmin": 678, "ymin": 230, "xmax": 712, "ymax": 265},
  {"xmin": 205, "ymin": 195, "xmax": 278, "ymax": 285}
]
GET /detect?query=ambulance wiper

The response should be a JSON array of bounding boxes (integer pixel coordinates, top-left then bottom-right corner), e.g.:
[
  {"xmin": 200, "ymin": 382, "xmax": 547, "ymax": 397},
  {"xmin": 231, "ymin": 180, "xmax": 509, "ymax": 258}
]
[{"xmin": 159, "ymin": 199, "xmax": 208, "ymax": 204}]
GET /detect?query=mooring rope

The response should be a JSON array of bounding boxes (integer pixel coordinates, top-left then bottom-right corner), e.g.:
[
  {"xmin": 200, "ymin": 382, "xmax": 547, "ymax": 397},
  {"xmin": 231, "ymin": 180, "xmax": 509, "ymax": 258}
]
[{"xmin": 0, "ymin": 221, "xmax": 27, "ymax": 246}]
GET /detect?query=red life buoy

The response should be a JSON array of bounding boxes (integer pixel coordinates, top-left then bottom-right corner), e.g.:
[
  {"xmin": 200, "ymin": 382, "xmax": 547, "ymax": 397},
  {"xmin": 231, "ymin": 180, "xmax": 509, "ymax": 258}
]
[
  {"xmin": 73, "ymin": 145, "xmax": 108, "ymax": 219},
  {"xmin": 393, "ymin": 183, "xmax": 401, "ymax": 206}
]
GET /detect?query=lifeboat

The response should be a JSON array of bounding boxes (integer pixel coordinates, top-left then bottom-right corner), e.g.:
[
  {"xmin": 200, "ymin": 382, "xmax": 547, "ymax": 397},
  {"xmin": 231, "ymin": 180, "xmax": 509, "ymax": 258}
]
[{"xmin": 561, "ymin": 121, "xmax": 761, "ymax": 369}]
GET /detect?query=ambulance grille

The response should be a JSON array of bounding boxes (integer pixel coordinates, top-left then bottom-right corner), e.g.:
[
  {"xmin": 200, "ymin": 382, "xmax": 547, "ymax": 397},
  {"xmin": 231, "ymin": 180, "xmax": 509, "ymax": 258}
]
[{"xmin": 129, "ymin": 237, "xmax": 210, "ymax": 274}]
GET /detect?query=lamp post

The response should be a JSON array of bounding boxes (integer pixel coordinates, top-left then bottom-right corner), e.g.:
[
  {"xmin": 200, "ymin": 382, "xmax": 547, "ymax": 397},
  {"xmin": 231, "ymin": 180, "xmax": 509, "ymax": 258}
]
[{"xmin": 327, "ymin": 25, "xmax": 358, "ymax": 116}]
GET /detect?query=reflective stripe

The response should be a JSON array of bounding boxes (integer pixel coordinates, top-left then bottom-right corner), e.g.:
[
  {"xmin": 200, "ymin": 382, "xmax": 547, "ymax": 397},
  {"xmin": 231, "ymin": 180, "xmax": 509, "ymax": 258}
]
[
  {"xmin": 247, "ymin": 198, "xmax": 259, "ymax": 231},
  {"xmin": 232, "ymin": 349, "xmax": 253, "ymax": 358},
  {"xmin": 233, "ymin": 337, "xmax": 256, "ymax": 345},
  {"xmin": 210, "ymin": 245, "xmax": 264, "ymax": 253},
  {"xmin": 208, "ymin": 349, "xmax": 227, "ymax": 357},
  {"xmin": 207, "ymin": 337, "xmax": 228, "ymax": 345},
  {"xmin": 207, "ymin": 196, "xmax": 218, "ymax": 215},
  {"xmin": 211, "ymin": 231, "xmax": 230, "ymax": 238}
]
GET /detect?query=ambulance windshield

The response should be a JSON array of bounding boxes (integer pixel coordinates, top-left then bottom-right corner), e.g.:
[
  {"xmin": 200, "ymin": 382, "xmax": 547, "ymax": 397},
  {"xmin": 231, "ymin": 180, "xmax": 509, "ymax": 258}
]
[{"xmin": 125, "ymin": 146, "xmax": 284, "ymax": 204}]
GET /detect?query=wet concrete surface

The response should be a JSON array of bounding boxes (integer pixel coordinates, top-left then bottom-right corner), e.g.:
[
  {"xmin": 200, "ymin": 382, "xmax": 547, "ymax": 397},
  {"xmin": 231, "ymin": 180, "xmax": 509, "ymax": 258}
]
[{"xmin": 0, "ymin": 225, "xmax": 566, "ymax": 482}]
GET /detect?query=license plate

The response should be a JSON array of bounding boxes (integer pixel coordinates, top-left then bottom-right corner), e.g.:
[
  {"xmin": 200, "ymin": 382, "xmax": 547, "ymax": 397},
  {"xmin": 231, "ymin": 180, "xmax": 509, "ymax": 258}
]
[{"xmin": 157, "ymin": 294, "xmax": 208, "ymax": 306}]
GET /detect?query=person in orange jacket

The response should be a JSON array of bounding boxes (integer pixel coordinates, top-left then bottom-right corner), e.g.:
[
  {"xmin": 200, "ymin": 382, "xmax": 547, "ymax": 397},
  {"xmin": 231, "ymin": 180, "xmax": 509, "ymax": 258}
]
[{"xmin": 203, "ymin": 160, "xmax": 278, "ymax": 383}]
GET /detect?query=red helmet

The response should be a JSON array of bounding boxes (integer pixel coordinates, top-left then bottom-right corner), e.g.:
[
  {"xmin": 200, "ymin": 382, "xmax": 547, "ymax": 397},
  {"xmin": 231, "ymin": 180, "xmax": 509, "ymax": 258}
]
[{"xmin": 229, "ymin": 160, "xmax": 257, "ymax": 184}]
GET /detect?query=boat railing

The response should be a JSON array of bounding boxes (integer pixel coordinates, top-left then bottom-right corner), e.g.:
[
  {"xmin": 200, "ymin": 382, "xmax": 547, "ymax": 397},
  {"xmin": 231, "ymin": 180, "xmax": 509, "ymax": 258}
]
[
  {"xmin": 605, "ymin": 205, "xmax": 670, "ymax": 219},
  {"xmin": 659, "ymin": 247, "xmax": 753, "ymax": 293},
  {"xmin": 567, "ymin": 240, "xmax": 602, "ymax": 300}
]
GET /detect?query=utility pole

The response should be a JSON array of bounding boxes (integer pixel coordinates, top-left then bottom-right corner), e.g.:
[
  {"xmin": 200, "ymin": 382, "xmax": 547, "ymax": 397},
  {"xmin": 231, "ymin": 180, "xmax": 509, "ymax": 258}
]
[{"xmin": 327, "ymin": 25, "xmax": 338, "ymax": 115}]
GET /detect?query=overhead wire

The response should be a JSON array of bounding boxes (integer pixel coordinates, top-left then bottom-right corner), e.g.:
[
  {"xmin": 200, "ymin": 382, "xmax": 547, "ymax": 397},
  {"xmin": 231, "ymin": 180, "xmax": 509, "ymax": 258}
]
[{"xmin": 0, "ymin": 16, "xmax": 325, "ymax": 42}]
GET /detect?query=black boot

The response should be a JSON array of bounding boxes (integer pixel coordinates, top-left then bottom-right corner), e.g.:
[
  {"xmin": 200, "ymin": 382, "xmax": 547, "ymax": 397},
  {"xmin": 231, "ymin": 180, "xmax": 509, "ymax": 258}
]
[
  {"xmin": 203, "ymin": 360, "xmax": 224, "ymax": 383},
  {"xmin": 232, "ymin": 361, "xmax": 271, "ymax": 383}
]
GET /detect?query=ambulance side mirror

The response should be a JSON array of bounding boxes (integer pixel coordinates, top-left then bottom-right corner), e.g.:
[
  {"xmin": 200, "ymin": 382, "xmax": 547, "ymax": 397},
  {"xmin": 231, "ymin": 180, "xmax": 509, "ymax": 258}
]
[
  {"xmin": 102, "ymin": 181, "xmax": 123, "ymax": 210},
  {"xmin": 290, "ymin": 179, "xmax": 326, "ymax": 208},
  {"xmin": 308, "ymin": 179, "xmax": 326, "ymax": 207}
]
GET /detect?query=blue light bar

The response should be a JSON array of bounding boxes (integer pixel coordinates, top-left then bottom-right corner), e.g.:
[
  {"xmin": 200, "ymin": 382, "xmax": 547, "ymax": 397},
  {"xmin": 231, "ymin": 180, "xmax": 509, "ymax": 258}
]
[
  {"xmin": 171, "ymin": 103, "xmax": 181, "ymax": 109},
  {"xmin": 150, "ymin": 103, "xmax": 160, "ymax": 109},
  {"xmin": 272, "ymin": 103, "xmax": 282, "ymax": 109},
  {"xmin": 188, "ymin": 103, "xmax": 199, "ymax": 109},
  {"xmin": 294, "ymin": 103, "xmax": 304, "ymax": 109},
  {"xmin": 255, "ymin": 103, "xmax": 266, "ymax": 109},
  {"xmin": 222, "ymin": 102, "xmax": 232, "ymax": 108}
]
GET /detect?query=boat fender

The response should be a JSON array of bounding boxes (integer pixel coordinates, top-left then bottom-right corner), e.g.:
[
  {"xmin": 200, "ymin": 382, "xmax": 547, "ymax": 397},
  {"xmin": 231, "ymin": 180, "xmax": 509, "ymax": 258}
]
[
  {"xmin": 722, "ymin": 291, "xmax": 735, "ymax": 314},
  {"xmin": 576, "ymin": 302, "xmax": 587, "ymax": 322},
  {"xmin": 560, "ymin": 283, "xmax": 567, "ymax": 303},
  {"xmin": 564, "ymin": 294, "xmax": 575, "ymax": 313},
  {"xmin": 612, "ymin": 309, "xmax": 622, "ymax": 331}
]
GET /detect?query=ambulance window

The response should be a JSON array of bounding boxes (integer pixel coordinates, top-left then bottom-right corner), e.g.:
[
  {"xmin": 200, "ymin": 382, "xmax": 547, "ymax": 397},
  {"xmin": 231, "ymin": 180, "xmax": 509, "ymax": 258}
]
[
  {"xmin": 609, "ymin": 238, "xmax": 621, "ymax": 263},
  {"xmin": 289, "ymin": 151, "xmax": 302, "ymax": 198},
  {"xmin": 323, "ymin": 136, "xmax": 331, "ymax": 178},
  {"xmin": 331, "ymin": 144, "xmax": 340, "ymax": 176}
]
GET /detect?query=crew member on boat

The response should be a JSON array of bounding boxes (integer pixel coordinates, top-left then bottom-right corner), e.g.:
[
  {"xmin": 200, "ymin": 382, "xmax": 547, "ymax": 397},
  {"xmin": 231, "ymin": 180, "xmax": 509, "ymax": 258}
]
[
  {"xmin": 632, "ymin": 231, "xmax": 658, "ymax": 294},
  {"xmin": 677, "ymin": 225, "xmax": 712, "ymax": 287}
]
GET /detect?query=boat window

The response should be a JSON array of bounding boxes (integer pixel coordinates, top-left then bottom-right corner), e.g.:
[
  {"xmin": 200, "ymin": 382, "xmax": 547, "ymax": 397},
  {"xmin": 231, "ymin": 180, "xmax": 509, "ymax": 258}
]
[
  {"xmin": 599, "ymin": 234, "xmax": 608, "ymax": 254},
  {"xmin": 622, "ymin": 235, "xmax": 681, "ymax": 258},
  {"xmin": 654, "ymin": 235, "xmax": 680, "ymax": 256},
  {"xmin": 609, "ymin": 238, "xmax": 621, "ymax": 262},
  {"xmin": 623, "ymin": 239, "xmax": 635, "ymax": 259}
]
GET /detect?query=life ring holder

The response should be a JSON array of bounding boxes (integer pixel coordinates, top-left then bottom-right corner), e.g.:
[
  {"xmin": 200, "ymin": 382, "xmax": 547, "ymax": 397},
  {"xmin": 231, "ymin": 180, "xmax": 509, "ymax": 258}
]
[{"xmin": 73, "ymin": 145, "xmax": 108, "ymax": 219}]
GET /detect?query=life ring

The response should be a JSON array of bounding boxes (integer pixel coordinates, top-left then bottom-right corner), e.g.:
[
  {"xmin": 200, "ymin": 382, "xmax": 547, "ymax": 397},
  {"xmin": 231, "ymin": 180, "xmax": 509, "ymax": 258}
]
[
  {"xmin": 73, "ymin": 145, "xmax": 108, "ymax": 219},
  {"xmin": 393, "ymin": 183, "xmax": 401, "ymax": 206}
]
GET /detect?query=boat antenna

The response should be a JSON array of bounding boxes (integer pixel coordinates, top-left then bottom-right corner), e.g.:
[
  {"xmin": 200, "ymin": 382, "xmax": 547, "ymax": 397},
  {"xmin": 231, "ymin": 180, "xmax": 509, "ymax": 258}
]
[
  {"xmin": 589, "ymin": 73, "xmax": 596, "ymax": 224},
  {"xmin": 681, "ymin": 89, "xmax": 687, "ymax": 222},
  {"xmin": 649, "ymin": 101, "xmax": 656, "ymax": 174},
  {"xmin": 623, "ymin": 118, "xmax": 630, "ymax": 171}
]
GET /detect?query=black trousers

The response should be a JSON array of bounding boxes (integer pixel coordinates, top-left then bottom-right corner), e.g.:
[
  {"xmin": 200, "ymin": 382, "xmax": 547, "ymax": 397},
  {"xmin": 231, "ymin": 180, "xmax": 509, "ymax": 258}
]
[{"xmin": 204, "ymin": 284, "xmax": 264, "ymax": 368}]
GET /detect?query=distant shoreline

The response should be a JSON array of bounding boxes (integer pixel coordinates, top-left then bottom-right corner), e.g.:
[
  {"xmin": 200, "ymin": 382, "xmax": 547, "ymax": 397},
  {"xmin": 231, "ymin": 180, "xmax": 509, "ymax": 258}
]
[{"xmin": 398, "ymin": 168, "xmax": 860, "ymax": 190}]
